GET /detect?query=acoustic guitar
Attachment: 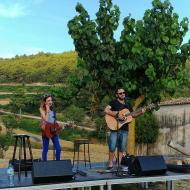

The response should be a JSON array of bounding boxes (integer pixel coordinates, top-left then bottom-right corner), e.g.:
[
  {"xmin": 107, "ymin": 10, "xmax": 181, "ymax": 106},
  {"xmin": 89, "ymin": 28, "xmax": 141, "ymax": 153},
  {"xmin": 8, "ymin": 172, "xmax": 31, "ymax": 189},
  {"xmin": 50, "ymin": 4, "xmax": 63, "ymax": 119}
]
[
  {"xmin": 42, "ymin": 122, "xmax": 72, "ymax": 139},
  {"xmin": 105, "ymin": 104, "xmax": 154, "ymax": 131}
]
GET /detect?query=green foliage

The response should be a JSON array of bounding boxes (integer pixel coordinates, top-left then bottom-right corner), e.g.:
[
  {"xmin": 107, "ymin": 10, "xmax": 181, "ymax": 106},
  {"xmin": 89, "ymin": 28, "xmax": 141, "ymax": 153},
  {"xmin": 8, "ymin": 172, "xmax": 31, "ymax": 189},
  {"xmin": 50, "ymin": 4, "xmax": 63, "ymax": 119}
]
[
  {"xmin": 50, "ymin": 85, "xmax": 72, "ymax": 111},
  {"xmin": 0, "ymin": 133, "xmax": 12, "ymax": 158},
  {"xmin": 63, "ymin": 105, "xmax": 85, "ymax": 124},
  {"xmin": 171, "ymin": 59, "xmax": 190, "ymax": 98},
  {"xmin": 0, "ymin": 134, "xmax": 10, "ymax": 150},
  {"xmin": 135, "ymin": 113, "xmax": 159, "ymax": 144},
  {"xmin": 9, "ymin": 88, "xmax": 28, "ymax": 113},
  {"xmin": 17, "ymin": 118, "xmax": 41, "ymax": 134},
  {"xmin": 2, "ymin": 116, "xmax": 90, "ymax": 142},
  {"xmin": 8, "ymin": 87, "xmax": 42, "ymax": 114},
  {"xmin": 90, "ymin": 117, "xmax": 107, "ymax": 141},
  {"xmin": 0, "ymin": 85, "xmax": 52, "ymax": 92},
  {"xmin": 0, "ymin": 51, "xmax": 77, "ymax": 83},
  {"xmin": 0, "ymin": 116, "xmax": 17, "ymax": 158},
  {"xmin": 1, "ymin": 116, "xmax": 40, "ymax": 134},
  {"xmin": 119, "ymin": 0, "xmax": 190, "ymax": 102},
  {"xmin": 59, "ymin": 128, "xmax": 90, "ymax": 141},
  {"xmin": 1, "ymin": 115, "xmax": 19, "ymax": 133},
  {"xmin": 68, "ymin": 0, "xmax": 190, "ymax": 113},
  {"xmin": 68, "ymin": 0, "xmax": 121, "ymax": 115}
]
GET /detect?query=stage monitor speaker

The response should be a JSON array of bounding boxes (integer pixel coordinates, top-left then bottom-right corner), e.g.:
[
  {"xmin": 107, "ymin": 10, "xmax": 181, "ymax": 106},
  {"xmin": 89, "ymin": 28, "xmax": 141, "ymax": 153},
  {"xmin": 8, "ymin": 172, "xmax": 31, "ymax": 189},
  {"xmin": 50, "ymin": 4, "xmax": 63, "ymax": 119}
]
[
  {"xmin": 128, "ymin": 155, "xmax": 167, "ymax": 176},
  {"xmin": 32, "ymin": 160, "xmax": 74, "ymax": 184}
]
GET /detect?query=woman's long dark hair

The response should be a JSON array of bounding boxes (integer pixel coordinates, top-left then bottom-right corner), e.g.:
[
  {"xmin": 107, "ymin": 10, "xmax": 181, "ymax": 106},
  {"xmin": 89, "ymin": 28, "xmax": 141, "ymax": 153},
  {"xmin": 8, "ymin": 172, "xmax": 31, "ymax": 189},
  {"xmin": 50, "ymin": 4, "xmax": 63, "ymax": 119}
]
[{"xmin": 40, "ymin": 94, "xmax": 55, "ymax": 113}]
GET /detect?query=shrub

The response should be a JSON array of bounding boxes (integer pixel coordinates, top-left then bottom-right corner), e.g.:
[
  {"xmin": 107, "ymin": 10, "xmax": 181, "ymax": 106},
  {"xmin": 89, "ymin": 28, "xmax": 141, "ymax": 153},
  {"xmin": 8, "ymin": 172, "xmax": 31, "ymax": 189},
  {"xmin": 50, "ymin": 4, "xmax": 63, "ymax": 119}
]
[
  {"xmin": 17, "ymin": 118, "xmax": 41, "ymax": 134},
  {"xmin": 0, "ymin": 133, "xmax": 13, "ymax": 158},
  {"xmin": 135, "ymin": 112, "xmax": 159, "ymax": 144},
  {"xmin": 1, "ymin": 115, "xmax": 19, "ymax": 133},
  {"xmin": 90, "ymin": 117, "xmax": 107, "ymax": 141},
  {"xmin": 59, "ymin": 128, "xmax": 90, "ymax": 141},
  {"xmin": 63, "ymin": 105, "xmax": 85, "ymax": 124}
]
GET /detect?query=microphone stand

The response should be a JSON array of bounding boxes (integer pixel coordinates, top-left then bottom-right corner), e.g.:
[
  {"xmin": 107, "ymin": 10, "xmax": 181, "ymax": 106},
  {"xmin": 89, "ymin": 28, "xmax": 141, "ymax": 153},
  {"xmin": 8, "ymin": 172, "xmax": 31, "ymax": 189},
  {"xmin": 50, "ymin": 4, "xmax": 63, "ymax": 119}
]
[{"xmin": 115, "ymin": 118, "xmax": 123, "ymax": 177}]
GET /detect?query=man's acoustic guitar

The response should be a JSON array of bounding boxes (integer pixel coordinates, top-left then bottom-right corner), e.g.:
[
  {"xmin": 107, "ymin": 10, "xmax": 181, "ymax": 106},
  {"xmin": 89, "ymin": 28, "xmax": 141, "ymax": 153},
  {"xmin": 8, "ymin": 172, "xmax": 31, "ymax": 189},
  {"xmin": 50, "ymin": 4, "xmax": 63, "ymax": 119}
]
[{"xmin": 105, "ymin": 104, "xmax": 154, "ymax": 131}]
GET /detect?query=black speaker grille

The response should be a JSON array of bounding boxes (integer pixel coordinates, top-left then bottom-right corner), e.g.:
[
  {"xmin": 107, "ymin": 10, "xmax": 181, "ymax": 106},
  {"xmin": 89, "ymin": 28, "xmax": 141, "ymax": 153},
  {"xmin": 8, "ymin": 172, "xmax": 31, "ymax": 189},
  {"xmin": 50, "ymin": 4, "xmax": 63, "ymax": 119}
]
[
  {"xmin": 129, "ymin": 155, "xmax": 167, "ymax": 176},
  {"xmin": 32, "ymin": 160, "xmax": 74, "ymax": 184}
]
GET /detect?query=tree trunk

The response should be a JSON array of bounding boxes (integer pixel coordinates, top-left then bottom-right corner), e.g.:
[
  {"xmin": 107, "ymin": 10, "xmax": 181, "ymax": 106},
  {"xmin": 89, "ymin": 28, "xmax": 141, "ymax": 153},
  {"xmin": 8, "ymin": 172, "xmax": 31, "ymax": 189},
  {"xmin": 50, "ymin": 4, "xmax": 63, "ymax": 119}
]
[{"xmin": 128, "ymin": 95, "xmax": 145, "ymax": 155}]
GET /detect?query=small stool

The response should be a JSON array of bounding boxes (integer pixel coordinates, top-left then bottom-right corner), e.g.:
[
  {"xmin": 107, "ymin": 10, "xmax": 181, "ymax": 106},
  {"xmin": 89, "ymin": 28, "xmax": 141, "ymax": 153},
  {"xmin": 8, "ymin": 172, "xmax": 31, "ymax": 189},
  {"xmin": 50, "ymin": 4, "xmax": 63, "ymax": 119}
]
[
  {"xmin": 73, "ymin": 139, "xmax": 91, "ymax": 169},
  {"xmin": 12, "ymin": 134, "xmax": 33, "ymax": 180}
]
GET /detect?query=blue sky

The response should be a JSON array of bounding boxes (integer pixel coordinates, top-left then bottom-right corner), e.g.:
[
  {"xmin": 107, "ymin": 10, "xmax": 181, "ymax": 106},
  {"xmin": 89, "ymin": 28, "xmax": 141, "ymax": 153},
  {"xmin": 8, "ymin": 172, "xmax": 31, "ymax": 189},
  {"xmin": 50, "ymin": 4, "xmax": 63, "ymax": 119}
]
[{"xmin": 0, "ymin": 0, "xmax": 189, "ymax": 58}]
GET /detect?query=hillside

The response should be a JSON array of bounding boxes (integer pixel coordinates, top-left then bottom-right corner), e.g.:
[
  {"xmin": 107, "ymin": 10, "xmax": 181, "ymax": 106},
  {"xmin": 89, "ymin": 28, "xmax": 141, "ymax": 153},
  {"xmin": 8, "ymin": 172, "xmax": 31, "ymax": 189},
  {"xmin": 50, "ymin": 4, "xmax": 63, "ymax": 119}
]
[{"xmin": 0, "ymin": 51, "xmax": 77, "ymax": 83}]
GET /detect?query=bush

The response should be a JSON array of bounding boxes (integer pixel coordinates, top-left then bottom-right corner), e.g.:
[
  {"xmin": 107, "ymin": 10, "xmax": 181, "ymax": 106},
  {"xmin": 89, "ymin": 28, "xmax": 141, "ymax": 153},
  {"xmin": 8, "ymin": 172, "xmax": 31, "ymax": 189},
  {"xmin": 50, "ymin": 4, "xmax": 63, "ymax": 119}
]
[
  {"xmin": 17, "ymin": 118, "xmax": 41, "ymax": 134},
  {"xmin": 59, "ymin": 128, "xmax": 90, "ymax": 141},
  {"xmin": 63, "ymin": 105, "xmax": 85, "ymax": 124},
  {"xmin": 0, "ymin": 133, "xmax": 13, "ymax": 158},
  {"xmin": 90, "ymin": 117, "xmax": 107, "ymax": 141},
  {"xmin": 135, "ymin": 112, "xmax": 159, "ymax": 144},
  {"xmin": 1, "ymin": 115, "xmax": 19, "ymax": 133}
]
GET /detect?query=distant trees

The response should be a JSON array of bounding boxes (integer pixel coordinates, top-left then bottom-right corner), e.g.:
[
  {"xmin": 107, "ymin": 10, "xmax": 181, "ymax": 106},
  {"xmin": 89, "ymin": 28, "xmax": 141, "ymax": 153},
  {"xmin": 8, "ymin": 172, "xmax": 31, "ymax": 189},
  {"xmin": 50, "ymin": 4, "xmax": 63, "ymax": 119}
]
[{"xmin": 0, "ymin": 51, "xmax": 77, "ymax": 83}]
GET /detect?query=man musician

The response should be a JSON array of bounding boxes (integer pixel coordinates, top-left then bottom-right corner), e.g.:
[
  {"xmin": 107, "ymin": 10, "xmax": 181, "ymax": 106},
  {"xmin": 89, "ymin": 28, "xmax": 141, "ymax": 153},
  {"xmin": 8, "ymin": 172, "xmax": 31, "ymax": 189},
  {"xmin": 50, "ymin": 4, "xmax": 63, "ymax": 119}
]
[{"xmin": 104, "ymin": 87, "xmax": 145, "ymax": 169}]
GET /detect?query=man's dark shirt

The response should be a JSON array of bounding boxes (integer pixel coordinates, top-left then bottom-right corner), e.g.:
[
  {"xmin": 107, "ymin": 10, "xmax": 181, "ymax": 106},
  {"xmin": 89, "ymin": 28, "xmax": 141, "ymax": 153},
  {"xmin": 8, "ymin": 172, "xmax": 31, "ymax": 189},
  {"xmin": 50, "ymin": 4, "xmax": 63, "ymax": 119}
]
[{"xmin": 109, "ymin": 99, "xmax": 133, "ymax": 131}]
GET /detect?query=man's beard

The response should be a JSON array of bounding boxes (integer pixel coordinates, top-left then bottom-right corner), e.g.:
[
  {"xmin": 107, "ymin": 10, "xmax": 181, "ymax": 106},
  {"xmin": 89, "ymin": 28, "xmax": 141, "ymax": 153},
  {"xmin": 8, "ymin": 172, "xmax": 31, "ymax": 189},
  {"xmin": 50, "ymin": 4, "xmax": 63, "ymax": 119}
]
[{"xmin": 118, "ymin": 97, "xmax": 125, "ymax": 101}]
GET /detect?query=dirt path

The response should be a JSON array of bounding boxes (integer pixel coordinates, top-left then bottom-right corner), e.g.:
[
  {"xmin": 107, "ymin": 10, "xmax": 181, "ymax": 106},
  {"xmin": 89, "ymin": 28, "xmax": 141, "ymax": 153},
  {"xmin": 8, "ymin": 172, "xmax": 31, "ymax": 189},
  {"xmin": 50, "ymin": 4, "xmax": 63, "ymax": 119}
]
[{"xmin": 0, "ymin": 99, "xmax": 10, "ymax": 105}]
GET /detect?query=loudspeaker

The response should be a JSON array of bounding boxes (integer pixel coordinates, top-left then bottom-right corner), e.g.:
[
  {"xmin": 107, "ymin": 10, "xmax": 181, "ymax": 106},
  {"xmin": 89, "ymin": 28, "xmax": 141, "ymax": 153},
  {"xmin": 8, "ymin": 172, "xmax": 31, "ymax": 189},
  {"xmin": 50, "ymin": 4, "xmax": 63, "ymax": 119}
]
[
  {"xmin": 128, "ymin": 155, "xmax": 167, "ymax": 176},
  {"xmin": 32, "ymin": 160, "xmax": 74, "ymax": 184}
]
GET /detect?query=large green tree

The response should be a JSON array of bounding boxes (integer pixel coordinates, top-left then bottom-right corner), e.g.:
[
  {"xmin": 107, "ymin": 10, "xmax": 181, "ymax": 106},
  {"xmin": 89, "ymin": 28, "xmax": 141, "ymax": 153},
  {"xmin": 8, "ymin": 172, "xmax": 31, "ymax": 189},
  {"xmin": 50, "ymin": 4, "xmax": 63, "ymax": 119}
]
[
  {"xmin": 68, "ymin": 0, "xmax": 190, "ymax": 110},
  {"xmin": 68, "ymin": 0, "xmax": 190, "ymax": 153},
  {"xmin": 68, "ymin": 0, "xmax": 121, "ymax": 113}
]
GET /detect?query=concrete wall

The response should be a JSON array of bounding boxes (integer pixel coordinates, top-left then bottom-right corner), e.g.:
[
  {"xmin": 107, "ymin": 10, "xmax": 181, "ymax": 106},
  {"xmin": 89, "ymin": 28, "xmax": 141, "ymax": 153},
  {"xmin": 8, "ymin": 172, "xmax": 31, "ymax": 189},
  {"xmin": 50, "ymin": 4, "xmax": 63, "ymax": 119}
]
[{"xmin": 137, "ymin": 104, "xmax": 190, "ymax": 156}]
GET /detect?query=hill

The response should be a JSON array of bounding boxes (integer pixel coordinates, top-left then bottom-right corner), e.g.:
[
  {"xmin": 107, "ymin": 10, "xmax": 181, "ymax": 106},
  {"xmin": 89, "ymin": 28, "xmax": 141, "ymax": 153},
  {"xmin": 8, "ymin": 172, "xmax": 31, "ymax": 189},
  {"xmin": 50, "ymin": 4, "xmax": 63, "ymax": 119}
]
[{"xmin": 0, "ymin": 51, "xmax": 77, "ymax": 83}]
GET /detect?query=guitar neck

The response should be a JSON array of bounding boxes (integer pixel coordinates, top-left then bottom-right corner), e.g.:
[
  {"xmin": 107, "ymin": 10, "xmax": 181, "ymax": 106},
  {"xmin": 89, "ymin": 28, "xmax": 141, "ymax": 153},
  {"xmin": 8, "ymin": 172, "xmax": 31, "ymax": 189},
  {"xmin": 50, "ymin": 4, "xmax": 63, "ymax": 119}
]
[
  {"xmin": 133, "ymin": 109, "xmax": 142, "ymax": 117},
  {"xmin": 125, "ymin": 108, "xmax": 143, "ymax": 117},
  {"xmin": 128, "ymin": 104, "xmax": 154, "ymax": 117}
]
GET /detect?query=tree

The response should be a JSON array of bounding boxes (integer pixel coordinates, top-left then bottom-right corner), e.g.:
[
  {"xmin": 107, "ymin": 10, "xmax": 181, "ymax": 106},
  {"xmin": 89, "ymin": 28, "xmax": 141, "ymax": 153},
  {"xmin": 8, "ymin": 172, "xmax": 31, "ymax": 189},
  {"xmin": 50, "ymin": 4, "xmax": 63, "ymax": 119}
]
[
  {"xmin": 9, "ymin": 88, "xmax": 27, "ymax": 114},
  {"xmin": 1, "ymin": 115, "xmax": 18, "ymax": 134},
  {"xmin": 68, "ymin": 0, "xmax": 120, "ymax": 114},
  {"xmin": 136, "ymin": 112, "xmax": 159, "ymax": 154},
  {"xmin": 68, "ymin": 0, "xmax": 190, "ymax": 154},
  {"xmin": 0, "ymin": 133, "xmax": 11, "ymax": 158}
]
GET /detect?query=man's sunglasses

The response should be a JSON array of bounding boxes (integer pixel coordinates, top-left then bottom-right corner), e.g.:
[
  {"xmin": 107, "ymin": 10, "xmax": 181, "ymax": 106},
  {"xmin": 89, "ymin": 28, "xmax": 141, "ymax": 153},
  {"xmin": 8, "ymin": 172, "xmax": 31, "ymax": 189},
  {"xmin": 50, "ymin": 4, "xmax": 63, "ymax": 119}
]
[{"xmin": 117, "ymin": 92, "xmax": 125, "ymax": 95}]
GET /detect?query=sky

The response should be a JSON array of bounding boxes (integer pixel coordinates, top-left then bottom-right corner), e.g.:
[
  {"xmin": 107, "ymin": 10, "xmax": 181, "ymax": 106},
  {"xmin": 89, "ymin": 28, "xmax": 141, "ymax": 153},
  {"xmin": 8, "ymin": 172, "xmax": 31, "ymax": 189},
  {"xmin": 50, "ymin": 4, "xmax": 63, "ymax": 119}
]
[{"xmin": 0, "ymin": 0, "xmax": 190, "ymax": 58}]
